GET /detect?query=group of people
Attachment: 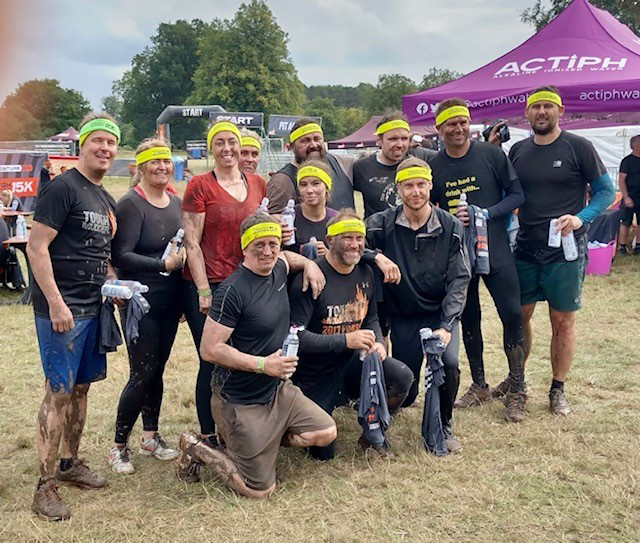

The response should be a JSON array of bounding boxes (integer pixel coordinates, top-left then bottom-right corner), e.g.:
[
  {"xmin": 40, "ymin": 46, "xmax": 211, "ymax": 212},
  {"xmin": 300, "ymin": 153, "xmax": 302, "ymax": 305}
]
[{"xmin": 26, "ymin": 84, "xmax": 615, "ymax": 521}]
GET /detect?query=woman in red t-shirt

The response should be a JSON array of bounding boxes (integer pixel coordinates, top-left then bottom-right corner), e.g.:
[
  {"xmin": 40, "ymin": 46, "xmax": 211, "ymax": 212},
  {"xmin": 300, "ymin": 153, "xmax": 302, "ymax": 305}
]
[{"xmin": 181, "ymin": 121, "xmax": 266, "ymax": 470}]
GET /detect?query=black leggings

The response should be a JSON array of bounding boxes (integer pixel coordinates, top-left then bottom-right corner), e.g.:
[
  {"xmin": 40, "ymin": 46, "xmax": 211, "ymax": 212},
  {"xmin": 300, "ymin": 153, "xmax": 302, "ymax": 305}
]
[
  {"xmin": 114, "ymin": 289, "xmax": 181, "ymax": 444},
  {"xmin": 183, "ymin": 280, "xmax": 219, "ymax": 436},
  {"xmin": 299, "ymin": 354, "xmax": 414, "ymax": 461},
  {"xmin": 390, "ymin": 312, "xmax": 460, "ymax": 427},
  {"xmin": 460, "ymin": 262, "xmax": 525, "ymax": 392}
]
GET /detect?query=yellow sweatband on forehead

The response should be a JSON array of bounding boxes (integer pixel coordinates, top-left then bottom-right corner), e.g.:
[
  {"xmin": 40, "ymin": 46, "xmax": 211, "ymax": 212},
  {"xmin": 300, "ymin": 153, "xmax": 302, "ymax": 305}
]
[
  {"xmin": 241, "ymin": 222, "xmax": 282, "ymax": 249},
  {"xmin": 375, "ymin": 119, "xmax": 410, "ymax": 135},
  {"xmin": 207, "ymin": 122, "xmax": 241, "ymax": 150},
  {"xmin": 289, "ymin": 123, "xmax": 323, "ymax": 143},
  {"xmin": 326, "ymin": 219, "xmax": 366, "ymax": 237},
  {"xmin": 526, "ymin": 91, "xmax": 563, "ymax": 108},
  {"xmin": 135, "ymin": 147, "xmax": 172, "ymax": 166},
  {"xmin": 435, "ymin": 105, "xmax": 471, "ymax": 127},
  {"xmin": 241, "ymin": 136, "xmax": 262, "ymax": 151},
  {"xmin": 395, "ymin": 166, "xmax": 433, "ymax": 184},
  {"xmin": 296, "ymin": 165, "xmax": 332, "ymax": 190},
  {"xmin": 78, "ymin": 118, "xmax": 121, "ymax": 147}
]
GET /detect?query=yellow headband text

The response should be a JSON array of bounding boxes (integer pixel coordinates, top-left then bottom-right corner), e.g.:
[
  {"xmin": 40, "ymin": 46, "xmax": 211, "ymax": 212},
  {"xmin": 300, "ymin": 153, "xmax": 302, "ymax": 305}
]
[
  {"xmin": 296, "ymin": 165, "xmax": 332, "ymax": 190},
  {"xmin": 375, "ymin": 119, "xmax": 410, "ymax": 136},
  {"xmin": 241, "ymin": 136, "xmax": 262, "ymax": 151},
  {"xmin": 241, "ymin": 222, "xmax": 282, "ymax": 249},
  {"xmin": 79, "ymin": 118, "xmax": 121, "ymax": 147},
  {"xmin": 290, "ymin": 123, "xmax": 323, "ymax": 143},
  {"xmin": 435, "ymin": 105, "xmax": 471, "ymax": 127},
  {"xmin": 207, "ymin": 122, "xmax": 241, "ymax": 150},
  {"xmin": 395, "ymin": 166, "xmax": 433, "ymax": 184},
  {"xmin": 526, "ymin": 91, "xmax": 563, "ymax": 108},
  {"xmin": 326, "ymin": 219, "xmax": 366, "ymax": 237},
  {"xmin": 135, "ymin": 147, "xmax": 172, "ymax": 166}
]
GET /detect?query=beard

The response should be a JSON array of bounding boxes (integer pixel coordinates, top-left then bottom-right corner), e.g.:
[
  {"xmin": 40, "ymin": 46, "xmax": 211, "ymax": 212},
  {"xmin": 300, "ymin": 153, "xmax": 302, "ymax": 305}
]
[
  {"xmin": 531, "ymin": 117, "xmax": 556, "ymax": 136},
  {"xmin": 294, "ymin": 145, "xmax": 327, "ymax": 164}
]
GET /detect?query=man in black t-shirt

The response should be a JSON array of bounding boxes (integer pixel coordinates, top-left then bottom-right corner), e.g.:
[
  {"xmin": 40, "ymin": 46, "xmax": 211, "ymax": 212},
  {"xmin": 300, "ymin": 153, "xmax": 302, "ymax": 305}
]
[
  {"xmin": 289, "ymin": 210, "xmax": 413, "ymax": 460},
  {"xmin": 508, "ymin": 86, "xmax": 614, "ymax": 416},
  {"xmin": 617, "ymin": 135, "xmax": 640, "ymax": 255},
  {"xmin": 430, "ymin": 97, "xmax": 527, "ymax": 423},
  {"xmin": 177, "ymin": 212, "xmax": 335, "ymax": 498},
  {"xmin": 27, "ymin": 114, "xmax": 121, "ymax": 521}
]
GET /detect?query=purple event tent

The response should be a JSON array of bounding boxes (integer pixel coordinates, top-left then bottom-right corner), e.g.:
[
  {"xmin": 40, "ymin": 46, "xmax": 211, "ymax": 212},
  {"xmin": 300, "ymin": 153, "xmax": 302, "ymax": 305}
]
[{"xmin": 402, "ymin": 0, "xmax": 640, "ymax": 126}]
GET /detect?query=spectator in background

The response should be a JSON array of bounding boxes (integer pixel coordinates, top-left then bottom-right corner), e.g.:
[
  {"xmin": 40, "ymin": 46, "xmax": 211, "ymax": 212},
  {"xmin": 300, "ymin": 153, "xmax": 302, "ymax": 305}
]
[
  {"xmin": 1, "ymin": 189, "xmax": 23, "ymax": 211},
  {"xmin": 618, "ymin": 135, "xmax": 640, "ymax": 255}
]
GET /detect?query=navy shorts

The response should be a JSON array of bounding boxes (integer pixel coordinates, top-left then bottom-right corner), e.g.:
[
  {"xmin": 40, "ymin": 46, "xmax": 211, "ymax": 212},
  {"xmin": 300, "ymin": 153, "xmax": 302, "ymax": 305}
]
[{"xmin": 35, "ymin": 316, "xmax": 107, "ymax": 394}]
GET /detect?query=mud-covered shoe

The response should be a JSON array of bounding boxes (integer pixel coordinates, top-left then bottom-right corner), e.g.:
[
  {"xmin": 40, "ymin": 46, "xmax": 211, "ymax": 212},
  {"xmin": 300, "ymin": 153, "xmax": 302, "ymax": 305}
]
[
  {"xmin": 549, "ymin": 389, "xmax": 571, "ymax": 415},
  {"xmin": 108, "ymin": 446, "xmax": 135, "ymax": 474},
  {"xmin": 491, "ymin": 377, "xmax": 511, "ymax": 398},
  {"xmin": 504, "ymin": 391, "xmax": 527, "ymax": 423},
  {"xmin": 443, "ymin": 426, "xmax": 463, "ymax": 454},
  {"xmin": 139, "ymin": 433, "xmax": 179, "ymax": 461},
  {"xmin": 176, "ymin": 431, "xmax": 202, "ymax": 483},
  {"xmin": 454, "ymin": 383, "xmax": 493, "ymax": 408},
  {"xmin": 358, "ymin": 434, "xmax": 395, "ymax": 459},
  {"xmin": 32, "ymin": 478, "xmax": 71, "ymax": 521},
  {"xmin": 55, "ymin": 459, "xmax": 107, "ymax": 489}
]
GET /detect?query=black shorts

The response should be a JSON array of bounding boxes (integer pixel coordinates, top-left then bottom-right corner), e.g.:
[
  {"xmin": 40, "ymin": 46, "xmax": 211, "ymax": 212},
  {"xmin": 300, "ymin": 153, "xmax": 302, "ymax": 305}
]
[{"xmin": 621, "ymin": 203, "xmax": 640, "ymax": 227}]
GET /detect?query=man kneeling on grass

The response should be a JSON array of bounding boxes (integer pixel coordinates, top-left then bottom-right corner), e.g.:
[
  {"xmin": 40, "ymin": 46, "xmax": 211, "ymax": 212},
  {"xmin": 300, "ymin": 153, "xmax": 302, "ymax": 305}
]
[{"xmin": 176, "ymin": 212, "xmax": 336, "ymax": 498}]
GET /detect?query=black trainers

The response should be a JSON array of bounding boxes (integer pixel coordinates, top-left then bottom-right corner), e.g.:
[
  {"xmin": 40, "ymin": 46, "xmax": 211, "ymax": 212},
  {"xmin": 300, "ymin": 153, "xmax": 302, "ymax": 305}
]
[
  {"xmin": 55, "ymin": 459, "xmax": 107, "ymax": 490},
  {"xmin": 32, "ymin": 478, "xmax": 71, "ymax": 521}
]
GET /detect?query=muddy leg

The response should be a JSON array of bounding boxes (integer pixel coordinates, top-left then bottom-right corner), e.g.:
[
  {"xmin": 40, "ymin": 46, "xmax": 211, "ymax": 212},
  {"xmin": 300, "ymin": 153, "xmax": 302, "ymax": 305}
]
[
  {"xmin": 59, "ymin": 383, "xmax": 90, "ymax": 459},
  {"xmin": 36, "ymin": 382, "xmax": 72, "ymax": 478}
]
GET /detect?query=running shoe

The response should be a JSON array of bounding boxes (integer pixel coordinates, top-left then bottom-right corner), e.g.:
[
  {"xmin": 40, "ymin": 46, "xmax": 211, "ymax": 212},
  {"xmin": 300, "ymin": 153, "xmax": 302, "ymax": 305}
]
[
  {"xmin": 108, "ymin": 446, "xmax": 135, "ymax": 474},
  {"xmin": 32, "ymin": 478, "xmax": 71, "ymax": 521},
  {"xmin": 454, "ymin": 382, "xmax": 492, "ymax": 408},
  {"xmin": 504, "ymin": 391, "xmax": 527, "ymax": 423},
  {"xmin": 55, "ymin": 459, "xmax": 107, "ymax": 489},
  {"xmin": 139, "ymin": 433, "xmax": 179, "ymax": 461},
  {"xmin": 549, "ymin": 389, "xmax": 571, "ymax": 415}
]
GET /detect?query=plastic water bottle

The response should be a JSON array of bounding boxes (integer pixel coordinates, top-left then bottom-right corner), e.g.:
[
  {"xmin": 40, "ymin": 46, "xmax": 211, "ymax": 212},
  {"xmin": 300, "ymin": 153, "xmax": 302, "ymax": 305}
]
[
  {"xmin": 159, "ymin": 228, "xmax": 184, "ymax": 276},
  {"xmin": 300, "ymin": 236, "xmax": 318, "ymax": 259},
  {"xmin": 281, "ymin": 199, "xmax": 296, "ymax": 246},
  {"xmin": 281, "ymin": 325, "xmax": 303, "ymax": 379},
  {"xmin": 561, "ymin": 231, "xmax": 578, "ymax": 261},
  {"xmin": 101, "ymin": 284, "xmax": 133, "ymax": 299},
  {"xmin": 0, "ymin": 201, "xmax": 4, "ymax": 214},
  {"xmin": 15, "ymin": 215, "xmax": 27, "ymax": 238},
  {"xmin": 457, "ymin": 192, "xmax": 468, "ymax": 213},
  {"xmin": 548, "ymin": 219, "xmax": 561, "ymax": 248},
  {"xmin": 258, "ymin": 197, "xmax": 269, "ymax": 213},
  {"xmin": 105, "ymin": 279, "xmax": 149, "ymax": 294}
]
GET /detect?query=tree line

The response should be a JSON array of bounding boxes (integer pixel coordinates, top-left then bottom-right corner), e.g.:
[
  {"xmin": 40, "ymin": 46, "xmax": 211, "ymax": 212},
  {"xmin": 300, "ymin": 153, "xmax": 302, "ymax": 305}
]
[{"xmin": 0, "ymin": 0, "xmax": 636, "ymax": 146}]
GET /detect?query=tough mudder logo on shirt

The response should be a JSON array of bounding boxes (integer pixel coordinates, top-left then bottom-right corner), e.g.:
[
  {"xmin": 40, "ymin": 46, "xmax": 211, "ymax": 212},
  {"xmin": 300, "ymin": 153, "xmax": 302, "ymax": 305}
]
[
  {"xmin": 380, "ymin": 180, "xmax": 401, "ymax": 208},
  {"xmin": 322, "ymin": 285, "xmax": 369, "ymax": 335},
  {"xmin": 82, "ymin": 210, "xmax": 111, "ymax": 234},
  {"xmin": 493, "ymin": 55, "xmax": 627, "ymax": 78}
]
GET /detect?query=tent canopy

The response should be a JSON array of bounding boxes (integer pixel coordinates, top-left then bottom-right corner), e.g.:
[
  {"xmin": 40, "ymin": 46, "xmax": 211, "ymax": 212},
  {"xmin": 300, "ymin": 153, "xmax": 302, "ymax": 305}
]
[
  {"xmin": 47, "ymin": 126, "xmax": 79, "ymax": 141},
  {"xmin": 403, "ymin": 0, "xmax": 640, "ymax": 125},
  {"xmin": 328, "ymin": 116, "xmax": 436, "ymax": 149}
]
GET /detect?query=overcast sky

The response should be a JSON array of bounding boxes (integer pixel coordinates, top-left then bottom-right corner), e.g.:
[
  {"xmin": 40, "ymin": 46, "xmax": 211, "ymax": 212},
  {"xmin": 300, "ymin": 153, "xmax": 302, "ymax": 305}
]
[{"xmin": 1, "ymin": 0, "xmax": 536, "ymax": 109}]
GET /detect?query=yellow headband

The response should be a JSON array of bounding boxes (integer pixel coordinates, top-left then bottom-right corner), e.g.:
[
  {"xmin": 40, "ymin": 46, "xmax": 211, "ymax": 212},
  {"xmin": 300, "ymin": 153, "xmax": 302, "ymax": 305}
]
[
  {"xmin": 241, "ymin": 222, "xmax": 282, "ymax": 249},
  {"xmin": 290, "ymin": 123, "xmax": 323, "ymax": 143},
  {"xmin": 395, "ymin": 166, "xmax": 433, "ymax": 184},
  {"xmin": 241, "ymin": 136, "xmax": 262, "ymax": 151},
  {"xmin": 326, "ymin": 219, "xmax": 366, "ymax": 237},
  {"xmin": 296, "ymin": 165, "xmax": 332, "ymax": 190},
  {"xmin": 375, "ymin": 119, "xmax": 410, "ymax": 136},
  {"xmin": 79, "ymin": 118, "xmax": 121, "ymax": 147},
  {"xmin": 435, "ymin": 105, "xmax": 471, "ymax": 127},
  {"xmin": 207, "ymin": 122, "xmax": 241, "ymax": 150},
  {"xmin": 135, "ymin": 147, "xmax": 172, "ymax": 166},
  {"xmin": 526, "ymin": 91, "xmax": 563, "ymax": 108}
]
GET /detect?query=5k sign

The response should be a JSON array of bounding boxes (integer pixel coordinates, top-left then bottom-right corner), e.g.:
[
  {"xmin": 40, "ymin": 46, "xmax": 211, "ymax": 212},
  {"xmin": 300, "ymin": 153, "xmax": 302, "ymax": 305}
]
[{"xmin": 0, "ymin": 177, "xmax": 38, "ymax": 197}]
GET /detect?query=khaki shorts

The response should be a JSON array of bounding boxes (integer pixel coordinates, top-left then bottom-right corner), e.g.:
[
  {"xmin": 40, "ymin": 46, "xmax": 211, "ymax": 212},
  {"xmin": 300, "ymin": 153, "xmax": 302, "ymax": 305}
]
[{"xmin": 211, "ymin": 380, "xmax": 335, "ymax": 490}]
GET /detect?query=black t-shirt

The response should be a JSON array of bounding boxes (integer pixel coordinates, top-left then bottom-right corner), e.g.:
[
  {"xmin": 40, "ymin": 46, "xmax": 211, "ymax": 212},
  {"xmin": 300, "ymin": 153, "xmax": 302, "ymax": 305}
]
[
  {"xmin": 290, "ymin": 204, "xmax": 337, "ymax": 252},
  {"xmin": 353, "ymin": 147, "xmax": 437, "ymax": 218},
  {"xmin": 430, "ymin": 141, "xmax": 518, "ymax": 269},
  {"xmin": 509, "ymin": 131, "xmax": 607, "ymax": 263},
  {"xmin": 620, "ymin": 154, "xmax": 640, "ymax": 198},
  {"xmin": 289, "ymin": 257, "xmax": 381, "ymax": 388},
  {"xmin": 112, "ymin": 189, "xmax": 183, "ymax": 292},
  {"xmin": 208, "ymin": 259, "xmax": 289, "ymax": 405},
  {"xmin": 32, "ymin": 168, "xmax": 116, "ymax": 318}
]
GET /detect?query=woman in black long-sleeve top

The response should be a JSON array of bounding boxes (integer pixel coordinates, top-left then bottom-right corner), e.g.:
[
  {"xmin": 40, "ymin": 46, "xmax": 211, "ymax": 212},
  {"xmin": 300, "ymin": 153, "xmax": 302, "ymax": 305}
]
[{"xmin": 108, "ymin": 139, "xmax": 184, "ymax": 475}]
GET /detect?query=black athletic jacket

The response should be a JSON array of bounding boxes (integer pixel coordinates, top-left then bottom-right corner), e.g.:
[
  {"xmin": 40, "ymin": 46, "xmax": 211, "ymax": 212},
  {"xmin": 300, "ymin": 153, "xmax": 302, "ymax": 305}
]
[{"xmin": 365, "ymin": 204, "xmax": 470, "ymax": 332}]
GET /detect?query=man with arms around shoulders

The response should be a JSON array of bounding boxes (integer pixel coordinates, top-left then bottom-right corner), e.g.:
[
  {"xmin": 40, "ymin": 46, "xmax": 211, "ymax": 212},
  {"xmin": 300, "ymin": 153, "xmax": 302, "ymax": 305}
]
[
  {"xmin": 177, "ymin": 212, "xmax": 336, "ymax": 498},
  {"xmin": 27, "ymin": 113, "xmax": 120, "ymax": 520},
  {"xmin": 508, "ymin": 86, "xmax": 614, "ymax": 415}
]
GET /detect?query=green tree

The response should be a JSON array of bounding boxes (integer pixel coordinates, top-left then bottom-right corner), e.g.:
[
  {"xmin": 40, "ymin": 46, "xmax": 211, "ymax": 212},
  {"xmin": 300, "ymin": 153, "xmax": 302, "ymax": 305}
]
[
  {"xmin": 0, "ymin": 79, "xmax": 89, "ymax": 140},
  {"xmin": 112, "ymin": 19, "xmax": 208, "ymax": 146},
  {"xmin": 365, "ymin": 74, "xmax": 417, "ymax": 115},
  {"xmin": 521, "ymin": 0, "xmax": 639, "ymax": 34},
  {"xmin": 190, "ymin": 1, "xmax": 305, "ymax": 122},
  {"xmin": 305, "ymin": 83, "xmax": 375, "ymax": 109},
  {"xmin": 419, "ymin": 67, "xmax": 463, "ymax": 90},
  {"xmin": 338, "ymin": 107, "xmax": 369, "ymax": 138}
]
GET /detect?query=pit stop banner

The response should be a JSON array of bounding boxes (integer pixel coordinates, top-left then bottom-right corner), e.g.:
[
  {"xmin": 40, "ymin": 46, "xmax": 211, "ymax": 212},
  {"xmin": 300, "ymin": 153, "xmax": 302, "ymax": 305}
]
[{"xmin": 0, "ymin": 151, "xmax": 47, "ymax": 211}]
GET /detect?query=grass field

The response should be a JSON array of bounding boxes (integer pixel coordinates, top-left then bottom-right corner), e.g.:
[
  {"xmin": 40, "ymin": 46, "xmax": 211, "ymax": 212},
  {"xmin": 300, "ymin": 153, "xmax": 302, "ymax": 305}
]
[{"xmin": 0, "ymin": 178, "xmax": 639, "ymax": 542}]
